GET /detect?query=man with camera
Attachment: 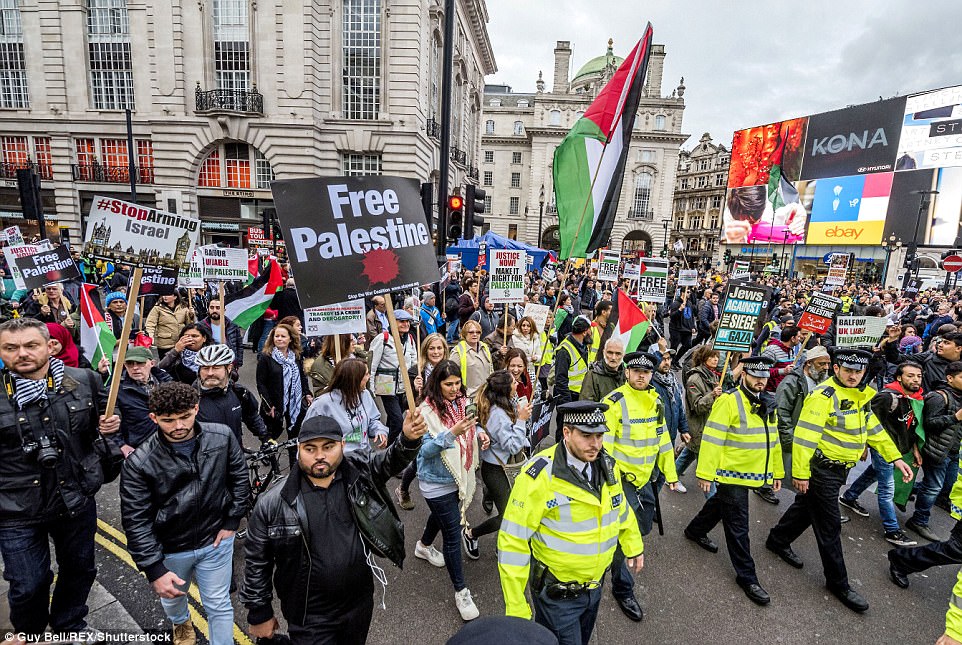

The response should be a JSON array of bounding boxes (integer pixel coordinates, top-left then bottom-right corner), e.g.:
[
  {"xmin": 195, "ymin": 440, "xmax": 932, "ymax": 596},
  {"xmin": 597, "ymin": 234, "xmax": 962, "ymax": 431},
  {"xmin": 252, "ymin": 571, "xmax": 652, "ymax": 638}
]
[{"xmin": 0, "ymin": 317, "xmax": 120, "ymax": 637}]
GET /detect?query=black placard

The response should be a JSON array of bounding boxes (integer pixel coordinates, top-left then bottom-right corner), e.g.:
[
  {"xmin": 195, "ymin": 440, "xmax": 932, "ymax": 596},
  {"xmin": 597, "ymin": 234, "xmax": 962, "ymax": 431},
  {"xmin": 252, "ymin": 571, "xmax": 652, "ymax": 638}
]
[{"xmin": 15, "ymin": 246, "xmax": 81, "ymax": 291}]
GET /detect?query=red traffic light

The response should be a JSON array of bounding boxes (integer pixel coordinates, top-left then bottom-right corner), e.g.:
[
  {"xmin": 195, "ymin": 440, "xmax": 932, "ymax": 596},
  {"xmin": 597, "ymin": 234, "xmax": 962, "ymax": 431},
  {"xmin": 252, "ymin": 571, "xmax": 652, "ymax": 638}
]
[{"xmin": 448, "ymin": 195, "xmax": 463, "ymax": 210}]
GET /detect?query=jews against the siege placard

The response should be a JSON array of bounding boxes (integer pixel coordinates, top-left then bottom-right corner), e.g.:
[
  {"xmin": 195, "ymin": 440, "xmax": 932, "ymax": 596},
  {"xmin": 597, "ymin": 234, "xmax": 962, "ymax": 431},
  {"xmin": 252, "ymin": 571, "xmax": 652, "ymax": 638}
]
[
  {"xmin": 304, "ymin": 300, "xmax": 367, "ymax": 336},
  {"xmin": 679, "ymin": 269, "xmax": 698, "ymax": 286},
  {"xmin": 714, "ymin": 284, "xmax": 770, "ymax": 353},
  {"xmin": 488, "ymin": 249, "xmax": 526, "ymax": 304},
  {"xmin": 271, "ymin": 176, "xmax": 438, "ymax": 307},
  {"xmin": 597, "ymin": 250, "xmax": 621, "ymax": 282},
  {"xmin": 83, "ymin": 196, "xmax": 200, "ymax": 271},
  {"xmin": 637, "ymin": 259, "xmax": 669, "ymax": 303},
  {"xmin": 14, "ymin": 246, "xmax": 81, "ymax": 291},
  {"xmin": 200, "ymin": 246, "xmax": 248, "ymax": 281},
  {"xmin": 797, "ymin": 292, "xmax": 842, "ymax": 335},
  {"xmin": 836, "ymin": 316, "xmax": 888, "ymax": 348}
]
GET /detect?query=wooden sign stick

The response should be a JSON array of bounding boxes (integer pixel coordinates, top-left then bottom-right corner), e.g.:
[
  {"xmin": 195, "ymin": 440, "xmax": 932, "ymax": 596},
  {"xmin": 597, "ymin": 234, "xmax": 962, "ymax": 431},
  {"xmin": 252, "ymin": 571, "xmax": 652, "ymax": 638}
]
[
  {"xmin": 105, "ymin": 266, "xmax": 144, "ymax": 417},
  {"xmin": 384, "ymin": 293, "xmax": 417, "ymax": 411}
]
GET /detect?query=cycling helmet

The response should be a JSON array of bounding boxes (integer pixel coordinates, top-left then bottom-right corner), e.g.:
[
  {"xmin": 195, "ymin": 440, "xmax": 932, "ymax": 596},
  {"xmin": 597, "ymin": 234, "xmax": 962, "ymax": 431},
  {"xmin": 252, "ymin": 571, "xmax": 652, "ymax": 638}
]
[{"xmin": 196, "ymin": 344, "xmax": 235, "ymax": 367}]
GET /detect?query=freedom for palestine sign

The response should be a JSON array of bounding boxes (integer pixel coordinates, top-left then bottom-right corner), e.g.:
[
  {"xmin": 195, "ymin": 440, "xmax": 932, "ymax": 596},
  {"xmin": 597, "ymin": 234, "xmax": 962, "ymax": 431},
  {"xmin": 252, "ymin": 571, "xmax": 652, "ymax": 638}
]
[{"xmin": 271, "ymin": 176, "xmax": 439, "ymax": 308}]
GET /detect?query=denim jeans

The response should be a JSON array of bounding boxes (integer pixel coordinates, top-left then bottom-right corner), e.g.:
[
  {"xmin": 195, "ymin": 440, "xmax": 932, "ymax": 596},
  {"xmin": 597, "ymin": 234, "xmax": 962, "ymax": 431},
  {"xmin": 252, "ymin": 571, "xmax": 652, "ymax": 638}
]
[
  {"xmin": 912, "ymin": 451, "xmax": 959, "ymax": 527},
  {"xmin": 159, "ymin": 535, "xmax": 235, "ymax": 645},
  {"xmin": 532, "ymin": 579, "xmax": 602, "ymax": 645},
  {"xmin": 420, "ymin": 491, "xmax": 466, "ymax": 591},
  {"xmin": 0, "ymin": 498, "xmax": 97, "ymax": 634},
  {"xmin": 675, "ymin": 447, "xmax": 716, "ymax": 498},
  {"xmin": 446, "ymin": 319, "xmax": 460, "ymax": 344},
  {"xmin": 842, "ymin": 448, "xmax": 898, "ymax": 533}
]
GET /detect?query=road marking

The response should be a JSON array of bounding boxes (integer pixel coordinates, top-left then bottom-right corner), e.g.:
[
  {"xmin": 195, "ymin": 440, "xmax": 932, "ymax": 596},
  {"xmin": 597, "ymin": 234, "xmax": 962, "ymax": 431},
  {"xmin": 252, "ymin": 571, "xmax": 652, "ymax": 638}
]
[{"xmin": 95, "ymin": 519, "xmax": 254, "ymax": 645}]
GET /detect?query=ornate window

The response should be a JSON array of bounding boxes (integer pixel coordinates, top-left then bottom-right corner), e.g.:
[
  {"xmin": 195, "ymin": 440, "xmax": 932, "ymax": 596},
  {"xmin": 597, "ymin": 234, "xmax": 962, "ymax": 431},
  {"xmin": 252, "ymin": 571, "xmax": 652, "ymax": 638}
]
[
  {"xmin": 632, "ymin": 171, "xmax": 652, "ymax": 216},
  {"xmin": 0, "ymin": 0, "xmax": 27, "ymax": 108},
  {"xmin": 87, "ymin": 0, "xmax": 134, "ymax": 110},
  {"xmin": 212, "ymin": 0, "xmax": 250, "ymax": 93},
  {"xmin": 198, "ymin": 142, "xmax": 275, "ymax": 188},
  {"xmin": 342, "ymin": 0, "xmax": 381, "ymax": 120}
]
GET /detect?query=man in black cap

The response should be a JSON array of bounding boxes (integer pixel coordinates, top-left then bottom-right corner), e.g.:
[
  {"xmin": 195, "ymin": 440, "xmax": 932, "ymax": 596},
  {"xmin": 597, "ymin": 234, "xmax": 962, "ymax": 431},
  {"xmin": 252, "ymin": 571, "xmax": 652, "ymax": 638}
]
[
  {"xmin": 498, "ymin": 400, "xmax": 643, "ymax": 645},
  {"xmin": 553, "ymin": 316, "xmax": 593, "ymax": 440},
  {"xmin": 684, "ymin": 355, "xmax": 784, "ymax": 606},
  {"xmin": 767, "ymin": 348, "xmax": 912, "ymax": 613},
  {"xmin": 241, "ymin": 409, "xmax": 427, "ymax": 645}
]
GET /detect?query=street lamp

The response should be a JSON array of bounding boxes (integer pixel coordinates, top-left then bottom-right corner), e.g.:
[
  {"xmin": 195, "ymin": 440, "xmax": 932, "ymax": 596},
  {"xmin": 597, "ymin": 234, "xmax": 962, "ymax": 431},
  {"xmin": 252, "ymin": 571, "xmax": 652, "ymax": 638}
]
[
  {"xmin": 902, "ymin": 189, "xmax": 938, "ymax": 290},
  {"xmin": 881, "ymin": 233, "xmax": 902, "ymax": 287},
  {"xmin": 537, "ymin": 183, "xmax": 545, "ymax": 248}
]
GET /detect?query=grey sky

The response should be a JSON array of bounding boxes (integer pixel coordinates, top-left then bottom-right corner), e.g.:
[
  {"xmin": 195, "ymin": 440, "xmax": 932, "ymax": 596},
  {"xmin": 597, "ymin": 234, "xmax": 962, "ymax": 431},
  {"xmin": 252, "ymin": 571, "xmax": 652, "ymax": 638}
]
[{"xmin": 484, "ymin": 0, "xmax": 962, "ymax": 149}]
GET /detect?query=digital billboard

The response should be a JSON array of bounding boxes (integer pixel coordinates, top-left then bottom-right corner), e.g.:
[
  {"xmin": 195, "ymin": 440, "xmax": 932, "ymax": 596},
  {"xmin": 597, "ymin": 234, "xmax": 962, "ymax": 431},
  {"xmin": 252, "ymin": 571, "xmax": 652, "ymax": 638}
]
[{"xmin": 721, "ymin": 85, "xmax": 962, "ymax": 247}]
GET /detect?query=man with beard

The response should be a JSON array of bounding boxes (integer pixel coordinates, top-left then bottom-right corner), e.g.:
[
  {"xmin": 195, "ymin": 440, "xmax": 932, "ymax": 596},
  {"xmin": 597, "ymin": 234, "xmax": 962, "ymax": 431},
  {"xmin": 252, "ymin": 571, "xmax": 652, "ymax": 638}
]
[
  {"xmin": 116, "ymin": 346, "xmax": 174, "ymax": 454},
  {"xmin": 199, "ymin": 299, "xmax": 243, "ymax": 370},
  {"xmin": 193, "ymin": 344, "xmax": 267, "ymax": 444},
  {"xmin": 684, "ymin": 355, "xmax": 784, "ymax": 606},
  {"xmin": 241, "ymin": 411, "xmax": 426, "ymax": 645},
  {"xmin": 838, "ymin": 362, "xmax": 924, "ymax": 547}
]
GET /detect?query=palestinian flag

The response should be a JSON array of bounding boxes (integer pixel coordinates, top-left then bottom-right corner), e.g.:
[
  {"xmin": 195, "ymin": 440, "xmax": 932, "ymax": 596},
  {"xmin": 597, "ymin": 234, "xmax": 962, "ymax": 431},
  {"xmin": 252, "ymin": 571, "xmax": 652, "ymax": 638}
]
[
  {"xmin": 611, "ymin": 288, "xmax": 650, "ymax": 353},
  {"xmin": 79, "ymin": 284, "xmax": 116, "ymax": 368},
  {"xmin": 553, "ymin": 24, "xmax": 653, "ymax": 260},
  {"xmin": 225, "ymin": 255, "xmax": 283, "ymax": 329}
]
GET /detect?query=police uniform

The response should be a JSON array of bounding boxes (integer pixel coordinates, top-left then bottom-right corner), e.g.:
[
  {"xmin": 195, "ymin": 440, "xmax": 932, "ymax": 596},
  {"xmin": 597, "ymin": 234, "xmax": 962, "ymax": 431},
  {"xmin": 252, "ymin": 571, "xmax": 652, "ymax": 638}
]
[
  {"xmin": 602, "ymin": 352, "xmax": 677, "ymax": 620},
  {"xmin": 684, "ymin": 355, "xmax": 783, "ymax": 606},
  {"xmin": 767, "ymin": 349, "xmax": 903, "ymax": 613},
  {"xmin": 497, "ymin": 401, "xmax": 643, "ymax": 645},
  {"xmin": 553, "ymin": 317, "xmax": 592, "ymax": 440}
]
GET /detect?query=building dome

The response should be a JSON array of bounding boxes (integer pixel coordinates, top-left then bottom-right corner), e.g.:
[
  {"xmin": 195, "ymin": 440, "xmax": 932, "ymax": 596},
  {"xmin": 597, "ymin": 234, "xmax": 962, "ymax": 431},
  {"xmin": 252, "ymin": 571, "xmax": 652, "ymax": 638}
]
[{"xmin": 571, "ymin": 38, "xmax": 622, "ymax": 83}]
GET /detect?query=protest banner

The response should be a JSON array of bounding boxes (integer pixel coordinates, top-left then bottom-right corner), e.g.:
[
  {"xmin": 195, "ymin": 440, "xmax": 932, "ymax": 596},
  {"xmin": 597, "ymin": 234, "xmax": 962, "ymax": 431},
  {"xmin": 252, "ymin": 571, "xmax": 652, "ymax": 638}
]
[
  {"xmin": 304, "ymin": 300, "xmax": 367, "ymax": 336},
  {"xmin": 139, "ymin": 267, "xmax": 179, "ymax": 296},
  {"xmin": 679, "ymin": 269, "xmax": 698, "ymax": 287},
  {"xmin": 4, "ymin": 225, "xmax": 23, "ymax": 246},
  {"xmin": 597, "ymin": 250, "xmax": 621, "ymax": 283},
  {"xmin": 637, "ymin": 258, "xmax": 669, "ymax": 303},
  {"xmin": 713, "ymin": 283, "xmax": 770, "ymax": 354},
  {"xmin": 14, "ymin": 246, "xmax": 81, "ymax": 291},
  {"xmin": 797, "ymin": 292, "xmax": 842, "ymax": 335},
  {"xmin": 529, "ymin": 395, "xmax": 556, "ymax": 449},
  {"xmin": 83, "ymin": 196, "xmax": 200, "ymax": 271},
  {"xmin": 836, "ymin": 316, "xmax": 888, "ymax": 348},
  {"xmin": 200, "ymin": 246, "xmax": 248, "ymax": 281},
  {"xmin": 825, "ymin": 253, "xmax": 850, "ymax": 288},
  {"xmin": 622, "ymin": 261, "xmax": 641, "ymax": 280},
  {"xmin": 178, "ymin": 249, "xmax": 205, "ymax": 288},
  {"xmin": 542, "ymin": 261, "xmax": 557, "ymax": 282},
  {"xmin": 247, "ymin": 226, "xmax": 275, "ymax": 251},
  {"xmin": 731, "ymin": 260, "xmax": 751, "ymax": 280},
  {"xmin": 488, "ymin": 249, "xmax": 525, "ymax": 304},
  {"xmin": 2, "ymin": 243, "xmax": 41, "ymax": 290},
  {"xmin": 523, "ymin": 303, "xmax": 551, "ymax": 332}
]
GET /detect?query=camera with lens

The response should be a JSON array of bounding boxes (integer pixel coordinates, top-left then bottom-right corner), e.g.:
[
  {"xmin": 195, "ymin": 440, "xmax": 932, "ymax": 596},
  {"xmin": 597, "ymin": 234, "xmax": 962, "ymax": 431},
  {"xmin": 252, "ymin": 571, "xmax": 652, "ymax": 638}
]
[{"xmin": 22, "ymin": 433, "xmax": 60, "ymax": 468}]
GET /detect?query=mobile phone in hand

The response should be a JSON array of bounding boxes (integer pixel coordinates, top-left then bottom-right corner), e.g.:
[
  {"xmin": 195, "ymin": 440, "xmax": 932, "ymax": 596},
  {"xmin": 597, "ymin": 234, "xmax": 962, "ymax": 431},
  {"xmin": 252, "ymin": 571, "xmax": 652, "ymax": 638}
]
[{"xmin": 465, "ymin": 402, "xmax": 478, "ymax": 418}]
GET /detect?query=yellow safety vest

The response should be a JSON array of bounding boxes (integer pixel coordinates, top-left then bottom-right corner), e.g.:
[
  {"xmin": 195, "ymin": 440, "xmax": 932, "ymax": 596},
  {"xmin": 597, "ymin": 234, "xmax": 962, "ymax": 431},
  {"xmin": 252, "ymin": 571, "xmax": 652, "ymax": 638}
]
[
  {"xmin": 946, "ymin": 566, "xmax": 962, "ymax": 640},
  {"xmin": 587, "ymin": 321, "xmax": 603, "ymax": 364},
  {"xmin": 453, "ymin": 340, "xmax": 492, "ymax": 382},
  {"xmin": 538, "ymin": 332, "xmax": 554, "ymax": 367},
  {"xmin": 840, "ymin": 295, "xmax": 853, "ymax": 314},
  {"xmin": 696, "ymin": 389, "xmax": 784, "ymax": 487},
  {"xmin": 758, "ymin": 321, "xmax": 778, "ymax": 353},
  {"xmin": 602, "ymin": 384, "xmax": 677, "ymax": 485},
  {"xmin": 497, "ymin": 442, "xmax": 643, "ymax": 619},
  {"xmin": 556, "ymin": 338, "xmax": 588, "ymax": 394},
  {"xmin": 951, "ymin": 453, "xmax": 962, "ymax": 522},
  {"xmin": 792, "ymin": 379, "xmax": 901, "ymax": 480}
]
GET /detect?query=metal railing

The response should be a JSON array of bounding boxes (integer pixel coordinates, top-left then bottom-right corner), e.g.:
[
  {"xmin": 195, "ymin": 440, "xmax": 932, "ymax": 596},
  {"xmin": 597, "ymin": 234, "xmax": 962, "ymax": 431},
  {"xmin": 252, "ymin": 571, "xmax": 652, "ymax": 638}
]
[
  {"xmin": 450, "ymin": 146, "xmax": 467, "ymax": 166},
  {"xmin": 426, "ymin": 117, "xmax": 440, "ymax": 139},
  {"xmin": 72, "ymin": 163, "xmax": 155, "ymax": 185},
  {"xmin": 195, "ymin": 86, "xmax": 264, "ymax": 115},
  {"xmin": 627, "ymin": 208, "xmax": 654, "ymax": 221},
  {"xmin": 0, "ymin": 161, "xmax": 53, "ymax": 181}
]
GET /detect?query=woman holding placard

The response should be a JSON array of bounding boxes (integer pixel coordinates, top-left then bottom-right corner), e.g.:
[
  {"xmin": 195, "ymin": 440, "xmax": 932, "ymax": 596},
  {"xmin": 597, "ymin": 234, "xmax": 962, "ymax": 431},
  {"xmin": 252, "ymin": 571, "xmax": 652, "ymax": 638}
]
[{"xmin": 304, "ymin": 357, "xmax": 388, "ymax": 453}]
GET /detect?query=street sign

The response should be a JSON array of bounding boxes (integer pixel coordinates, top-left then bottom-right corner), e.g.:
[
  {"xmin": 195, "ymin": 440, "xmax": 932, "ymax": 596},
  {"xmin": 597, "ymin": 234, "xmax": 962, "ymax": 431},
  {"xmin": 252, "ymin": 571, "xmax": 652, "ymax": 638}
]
[{"xmin": 942, "ymin": 254, "xmax": 962, "ymax": 272}]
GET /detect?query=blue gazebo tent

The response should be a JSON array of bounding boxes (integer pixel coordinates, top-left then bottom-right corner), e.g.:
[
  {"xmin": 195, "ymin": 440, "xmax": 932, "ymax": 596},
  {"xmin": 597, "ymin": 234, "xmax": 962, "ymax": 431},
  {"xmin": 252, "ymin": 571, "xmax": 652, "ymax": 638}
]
[{"xmin": 446, "ymin": 231, "xmax": 550, "ymax": 271}]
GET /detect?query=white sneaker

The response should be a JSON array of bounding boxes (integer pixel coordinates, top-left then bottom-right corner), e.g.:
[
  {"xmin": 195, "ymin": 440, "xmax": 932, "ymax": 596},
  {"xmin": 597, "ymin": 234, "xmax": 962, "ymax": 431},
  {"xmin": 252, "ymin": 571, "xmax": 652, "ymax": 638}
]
[
  {"xmin": 455, "ymin": 587, "xmax": 480, "ymax": 621},
  {"xmin": 415, "ymin": 540, "xmax": 445, "ymax": 567},
  {"xmin": 674, "ymin": 481, "xmax": 688, "ymax": 494}
]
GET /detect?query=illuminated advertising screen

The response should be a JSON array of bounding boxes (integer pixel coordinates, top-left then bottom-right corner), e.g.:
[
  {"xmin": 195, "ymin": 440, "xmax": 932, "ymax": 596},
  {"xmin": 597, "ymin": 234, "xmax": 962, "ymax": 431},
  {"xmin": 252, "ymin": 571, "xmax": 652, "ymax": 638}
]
[{"xmin": 721, "ymin": 85, "xmax": 962, "ymax": 247}]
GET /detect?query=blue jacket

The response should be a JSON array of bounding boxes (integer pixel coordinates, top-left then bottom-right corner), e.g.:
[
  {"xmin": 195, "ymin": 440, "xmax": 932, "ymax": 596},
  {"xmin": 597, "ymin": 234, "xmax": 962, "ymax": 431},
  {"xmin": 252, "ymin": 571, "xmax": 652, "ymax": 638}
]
[
  {"xmin": 420, "ymin": 304, "xmax": 444, "ymax": 335},
  {"xmin": 652, "ymin": 372, "xmax": 689, "ymax": 442}
]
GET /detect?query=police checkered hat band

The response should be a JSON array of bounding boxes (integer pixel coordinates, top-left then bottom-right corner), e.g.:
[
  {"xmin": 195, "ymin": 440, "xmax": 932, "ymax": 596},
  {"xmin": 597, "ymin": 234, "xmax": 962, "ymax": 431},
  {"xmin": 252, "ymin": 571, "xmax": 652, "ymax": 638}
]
[
  {"xmin": 624, "ymin": 351, "xmax": 656, "ymax": 371},
  {"xmin": 835, "ymin": 349, "xmax": 871, "ymax": 369},
  {"xmin": 740, "ymin": 355, "xmax": 774, "ymax": 377},
  {"xmin": 557, "ymin": 400, "xmax": 609, "ymax": 433}
]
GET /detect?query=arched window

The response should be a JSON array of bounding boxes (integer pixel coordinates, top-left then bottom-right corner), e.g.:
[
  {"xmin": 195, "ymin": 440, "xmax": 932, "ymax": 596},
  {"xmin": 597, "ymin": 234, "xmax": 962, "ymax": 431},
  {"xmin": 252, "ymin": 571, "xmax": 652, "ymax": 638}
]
[
  {"xmin": 485, "ymin": 119, "xmax": 494, "ymax": 135},
  {"xmin": 632, "ymin": 171, "xmax": 653, "ymax": 218},
  {"xmin": 654, "ymin": 114, "xmax": 666, "ymax": 130},
  {"xmin": 198, "ymin": 142, "xmax": 274, "ymax": 189},
  {"xmin": 513, "ymin": 121, "xmax": 524, "ymax": 136},
  {"xmin": 549, "ymin": 110, "xmax": 561, "ymax": 126}
]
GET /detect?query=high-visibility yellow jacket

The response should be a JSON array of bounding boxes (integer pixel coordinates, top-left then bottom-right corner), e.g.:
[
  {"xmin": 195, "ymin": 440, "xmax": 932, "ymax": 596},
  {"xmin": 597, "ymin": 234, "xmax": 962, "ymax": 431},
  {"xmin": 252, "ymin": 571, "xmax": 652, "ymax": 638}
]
[
  {"xmin": 792, "ymin": 379, "xmax": 901, "ymax": 480},
  {"xmin": 950, "ymin": 453, "xmax": 962, "ymax": 521},
  {"xmin": 587, "ymin": 321, "xmax": 603, "ymax": 364},
  {"xmin": 602, "ymin": 384, "xmax": 677, "ymax": 486},
  {"xmin": 556, "ymin": 337, "xmax": 588, "ymax": 394},
  {"xmin": 840, "ymin": 295, "xmax": 853, "ymax": 314},
  {"xmin": 497, "ymin": 442, "xmax": 643, "ymax": 619},
  {"xmin": 696, "ymin": 388, "xmax": 784, "ymax": 487},
  {"xmin": 946, "ymin": 567, "xmax": 962, "ymax": 641},
  {"xmin": 538, "ymin": 332, "xmax": 554, "ymax": 367}
]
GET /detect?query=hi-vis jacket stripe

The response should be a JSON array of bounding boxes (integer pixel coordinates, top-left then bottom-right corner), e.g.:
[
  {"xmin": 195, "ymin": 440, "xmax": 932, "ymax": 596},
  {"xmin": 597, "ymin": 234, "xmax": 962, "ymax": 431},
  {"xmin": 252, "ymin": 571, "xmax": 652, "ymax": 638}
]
[
  {"xmin": 557, "ymin": 338, "xmax": 588, "ymax": 393},
  {"xmin": 602, "ymin": 385, "xmax": 677, "ymax": 485},
  {"xmin": 950, "ymin": 454, "xmax": 962, "ymax": 523},
  {"xmin": 695, "ymin": 389, "xmax": 784, "ymax": 487},
  {"xmin": 946, "ymin": 569, "xmax": 962, "ymax": 641},
  {"xmin": 792, "ymin": 381, "xmax": 900, "ymax": 480},
  {"xmin": 496, "ymin": 445, "xmax": 643, "ymax": 619}
]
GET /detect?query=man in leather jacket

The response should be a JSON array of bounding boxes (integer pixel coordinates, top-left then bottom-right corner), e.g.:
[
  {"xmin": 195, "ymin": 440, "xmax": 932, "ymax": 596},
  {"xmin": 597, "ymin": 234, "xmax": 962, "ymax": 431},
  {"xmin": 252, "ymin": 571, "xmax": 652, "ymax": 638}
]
[
  {"xmin": 119, "ymin": 382, "xmax": 249, "ymax": 645},
  {"xmin": 0, "ymin": 318, "xmax": 120, "ymax": 636},
  {"xmin": 241, "ymin": 409, "xmax": 426, "ymax": 645}
]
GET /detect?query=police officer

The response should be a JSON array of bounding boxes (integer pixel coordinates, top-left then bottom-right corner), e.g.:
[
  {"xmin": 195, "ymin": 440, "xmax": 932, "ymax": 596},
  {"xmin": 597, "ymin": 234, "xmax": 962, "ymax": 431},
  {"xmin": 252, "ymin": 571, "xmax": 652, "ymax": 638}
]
[
  {"xmin": 553, "ymin": 316, "xmax": 592, "ymax": 440},
  {"xmin": 602, "ymin": 351, "xmax": 678, "ymax": 621},
  {"xmin": 766, "ymin": 348, "xmax": 913, "ymax": 613},
  {"xmin": 684, "ymin": 355, "xmax": 784, "ymax": 606},
  {"xmin": 497, "ymin": 400, "xmax": 643, "ymax": 645}
]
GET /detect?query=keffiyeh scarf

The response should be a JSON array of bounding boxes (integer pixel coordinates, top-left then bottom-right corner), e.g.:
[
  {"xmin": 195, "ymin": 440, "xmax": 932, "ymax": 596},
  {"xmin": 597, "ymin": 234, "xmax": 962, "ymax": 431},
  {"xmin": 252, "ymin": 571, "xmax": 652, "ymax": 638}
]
[
  {"xmin": 13, "ymin": 358, "xmax": 66, "ymax": 409},
  {"xmin": 181, "ymin": 348, "xmax": 199, "ymax": 373},
  {"xmin": 273, "ymin": 348, "xmax": 302, "ymax": 418}
]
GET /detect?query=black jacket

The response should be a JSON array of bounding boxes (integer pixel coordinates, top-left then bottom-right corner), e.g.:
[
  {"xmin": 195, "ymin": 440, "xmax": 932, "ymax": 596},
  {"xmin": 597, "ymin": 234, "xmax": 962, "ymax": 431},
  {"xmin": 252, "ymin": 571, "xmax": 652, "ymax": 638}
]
[
  {"xmin": 119, "ymin": 421, "xmax": 249, "ymax": 581},
  {"xmin": 270, "ymin": 288, "xmax": 303, "ymax": 324},
  {"xmin": 921, "ymin": 386, "xmax": 962, "ymax": 463},
  {"xmin": 870, "ymin": 387, "xmax": 923, "ymax": 455},
  {"xmin": 669, "ymin": 297, "xmax": 696, "ymax": 335},
  {"xmin": 240, "ymin": 434, "xmax": 421, "ymax": 626},
  {"xmin": 196, "ymin": 380, "xmax": 268, "ymax": 442},
  {"xmin": 0, "ymin": 366, "xmax": 109, "ymax": 527},
  {"xmin": 256, "ymin": 352, "xmax": 310, "ymax": 436},
  {"xmin": 199, "ymin": 316, "xmax": 245, "ymax": 367},
  {"xmin": 115, "ymin": 368, "xmax": 174, "ymax": 448}
]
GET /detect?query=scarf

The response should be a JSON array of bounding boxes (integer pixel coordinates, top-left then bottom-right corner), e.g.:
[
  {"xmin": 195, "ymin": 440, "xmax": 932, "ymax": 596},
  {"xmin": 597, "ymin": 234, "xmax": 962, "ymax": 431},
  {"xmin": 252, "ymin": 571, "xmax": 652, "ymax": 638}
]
[
  {"xmin": 46, "ymin": 323, "xmax": 79, "ymax": 368},
  {"xmin": 12, "ymin": 358, "xmax": 66, "ymax": 409},
  {"xmin": 273, "ymin": 347, "xmax": 302, "ymax": 418},
  {"xmin": 181, "ymin": 348, "xmax": 199, "ymax": 373},
  {"xmin": 423, "ymin": 396, "xmax": 477, "ymax": 524},
  {"xmin": 885, "ymin": 381, "xmax": 925, "ymax": 439}
]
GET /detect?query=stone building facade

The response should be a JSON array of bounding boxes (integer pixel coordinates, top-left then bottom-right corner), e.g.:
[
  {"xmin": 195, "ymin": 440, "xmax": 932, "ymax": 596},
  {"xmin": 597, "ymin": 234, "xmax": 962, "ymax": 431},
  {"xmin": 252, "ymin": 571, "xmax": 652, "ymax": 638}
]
[
  {"xmin": 672, "ymin": 132, "xmax": 729, "ymax": 269},
  {"xmin": 479, "ymin": 39, "xmax": 687, "ymax": 256},
  {"xmin": 0, "ymin": 0, "xmax": 495, "ymax": 245}
]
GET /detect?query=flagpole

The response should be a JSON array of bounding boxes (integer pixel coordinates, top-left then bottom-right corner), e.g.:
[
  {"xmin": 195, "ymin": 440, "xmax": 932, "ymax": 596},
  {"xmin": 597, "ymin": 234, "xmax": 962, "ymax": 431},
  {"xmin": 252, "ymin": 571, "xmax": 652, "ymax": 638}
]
[{"xmin": 105, "ymin": 267, "xmax": 144, "ymax": 417}]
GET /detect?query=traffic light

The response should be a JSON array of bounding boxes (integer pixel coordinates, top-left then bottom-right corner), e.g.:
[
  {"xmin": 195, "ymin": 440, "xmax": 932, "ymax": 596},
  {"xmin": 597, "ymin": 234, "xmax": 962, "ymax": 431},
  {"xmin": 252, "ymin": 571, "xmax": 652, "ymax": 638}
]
[
  {"xmin": 772, "ymin": 252, "xmax": 778, "ymax": 265},
  {"xmin": 446, "ymin": 194, "xmax": 464, "ymax": 242},
  {"xmin": 420, "ymin": 182, "xmax": 434, "ymax": 234},
  {"xmin": 465, "ymin": 185, "xmax": 486, "ymax": 235},
  {"xmin": 724, "ymin": 248, "xmax": 733, "ymax": 266},
  {"xmin": 660, "ymin": 247, "xmax": 667, "ymax": 258}
]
